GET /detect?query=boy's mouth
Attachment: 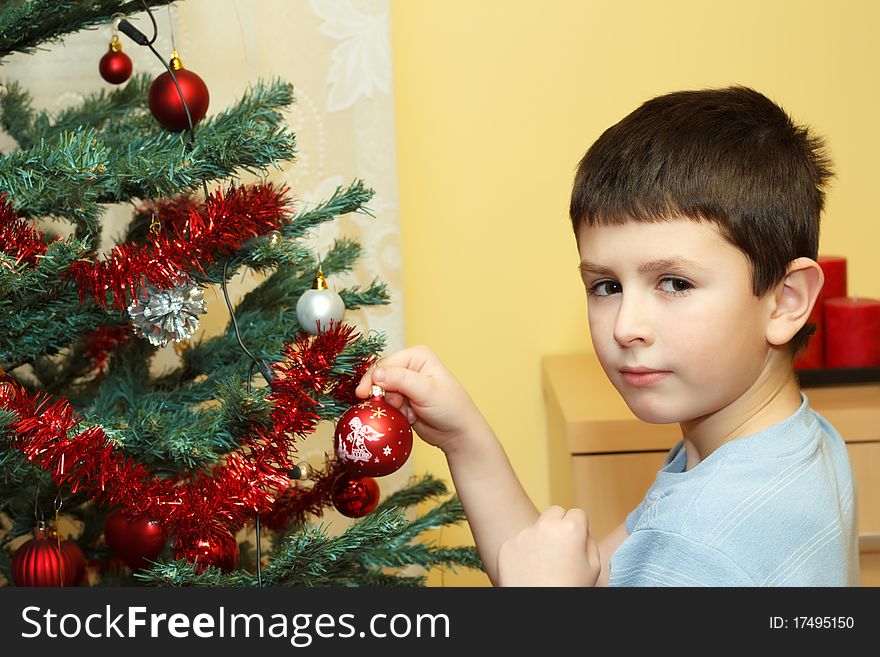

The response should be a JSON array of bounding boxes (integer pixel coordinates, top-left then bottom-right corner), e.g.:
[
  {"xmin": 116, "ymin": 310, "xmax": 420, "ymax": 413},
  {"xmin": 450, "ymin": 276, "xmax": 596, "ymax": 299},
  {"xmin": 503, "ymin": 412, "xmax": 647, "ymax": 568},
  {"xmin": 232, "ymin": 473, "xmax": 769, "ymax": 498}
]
[{"xmin": 619, "ymin": 367, "xmax": 671, "ymax": 387}]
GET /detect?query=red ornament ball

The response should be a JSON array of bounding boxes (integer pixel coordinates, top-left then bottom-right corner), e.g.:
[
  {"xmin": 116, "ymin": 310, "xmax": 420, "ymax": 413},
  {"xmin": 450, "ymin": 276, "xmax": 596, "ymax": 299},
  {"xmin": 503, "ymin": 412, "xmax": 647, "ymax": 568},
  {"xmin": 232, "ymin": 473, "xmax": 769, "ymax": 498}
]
[
  {"xmin": 331, "ymin": 473, "xmax": 380, "ymax": 518},
  {"xmin": 173, "ymin": 531, "xmax": 238, "ymax": 573},
  {"xmin": 12, "ymin": 526, "xmax": 85, "ymax": 587},
  {"xmin": 61, "ymin": 540, "xmax": 86, "ymax": 585},
  {"xmin": 104, "ymin": 508, "xmax": 167, "ymax": 571},
  {"xmin": 334, "ymin": 386, "xmax": 413, "ymax": 477},
  {"xmin": 99, "ymin": 46, "xmax": 132, "ymax": 84},
  {"xmin": 148, "ymin": 57, "xmax": 209, "ymax": 131}
]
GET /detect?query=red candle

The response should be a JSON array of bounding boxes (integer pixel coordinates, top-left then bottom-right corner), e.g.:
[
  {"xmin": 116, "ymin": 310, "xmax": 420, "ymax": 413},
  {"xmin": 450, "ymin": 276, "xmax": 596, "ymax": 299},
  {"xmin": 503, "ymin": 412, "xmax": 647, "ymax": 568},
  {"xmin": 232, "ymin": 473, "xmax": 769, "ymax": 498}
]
[
  {"xmin": 818, "ymin": 256, "xmax": 847, "ymax": 299},
  {"xmin": 794, "ymin": 266, "xmax": 828, "ymax": 370},
  {"xmin": 793, "ymin": 299, "xmax": 824, "ymax": 369},
  {"xmin": 824, "ymin": 297, "xmax": 880, "ymax": 368}
]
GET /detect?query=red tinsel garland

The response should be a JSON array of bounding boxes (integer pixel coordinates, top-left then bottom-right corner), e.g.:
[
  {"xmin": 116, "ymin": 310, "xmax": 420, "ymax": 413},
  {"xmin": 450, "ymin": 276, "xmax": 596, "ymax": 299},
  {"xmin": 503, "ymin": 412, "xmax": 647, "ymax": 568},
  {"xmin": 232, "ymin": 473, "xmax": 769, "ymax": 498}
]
[
  {"xmin": 67, "ymin": 184, "xmax": 294, "ymax": 310},
  {"xmin": 0, "ymin": 196, "xmax": 49, "ymax": 267},
  {"xmin": 82, "ymin": 325, "xmax": 132, "ymax": 376},
  {"xmin": 0, "ymin": 185, "xmax": 293, "ymax": 309},
  {"xmin": 0, "ymin": 323, "xmax": 373, "ymax": 548},
  {"xmin": 259, "ymin": 459, "xmax": 347, "ymax": 531}
]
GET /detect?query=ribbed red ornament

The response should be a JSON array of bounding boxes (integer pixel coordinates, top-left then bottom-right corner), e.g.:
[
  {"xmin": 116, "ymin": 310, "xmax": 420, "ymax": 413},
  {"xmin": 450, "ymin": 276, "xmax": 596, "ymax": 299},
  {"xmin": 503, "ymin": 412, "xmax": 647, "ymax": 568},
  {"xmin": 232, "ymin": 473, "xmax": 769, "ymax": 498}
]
[
  {"xmin": 12, "ymin": 526, "xmax": 85, "ymax": 587},
  {"xmin": 148, "ymin": 52, "xmax": 209, "ymax": 131},
  {"xmin": 334, "ymin": 386, "xmax": 413, "ymax": 477},
  {"xmin": 173, "ymin": 531, "xmax": 238, "ymax": 573},
  {"xmin": 104, "ymin": 508, "xmax": 167, "ymax": 571},
  {"xmin": 331, "ymin": 473, "xmax": 380, "ymax": 518}
]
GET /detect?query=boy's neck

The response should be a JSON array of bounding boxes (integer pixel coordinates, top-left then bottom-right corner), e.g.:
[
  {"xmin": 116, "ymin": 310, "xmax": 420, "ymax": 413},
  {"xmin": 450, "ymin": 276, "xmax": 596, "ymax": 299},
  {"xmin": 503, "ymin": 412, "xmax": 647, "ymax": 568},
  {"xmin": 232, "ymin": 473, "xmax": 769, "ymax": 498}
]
[{"xmin": 679, "ymin": 366, "xmax": 803, "ymax": 472}]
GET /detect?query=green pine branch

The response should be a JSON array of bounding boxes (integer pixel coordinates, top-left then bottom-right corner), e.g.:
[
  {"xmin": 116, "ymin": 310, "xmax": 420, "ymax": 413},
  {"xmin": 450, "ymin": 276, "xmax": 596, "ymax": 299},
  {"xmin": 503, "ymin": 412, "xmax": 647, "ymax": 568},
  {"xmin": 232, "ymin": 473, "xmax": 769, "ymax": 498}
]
[
  {"xmin": 0, "ymin": 79, "xmax": 296, "ymax": 228},
  {"xmin": 0, "ymin": 291, "xmax": 117, "ymax": 373},
  {"xmin": 285, "ymin": 180, "xmax": 375, "ymax": 240},
  {"xmin": 1, "ymin": 76, "xmax": 152, "ymax": 151},
  {"xmin": 135, "ymin": 478, "xmax": 483, "ymax": 587},
  {"xmin": 0, "ymin": 1, "xmax": 176, "ymax": 61}
]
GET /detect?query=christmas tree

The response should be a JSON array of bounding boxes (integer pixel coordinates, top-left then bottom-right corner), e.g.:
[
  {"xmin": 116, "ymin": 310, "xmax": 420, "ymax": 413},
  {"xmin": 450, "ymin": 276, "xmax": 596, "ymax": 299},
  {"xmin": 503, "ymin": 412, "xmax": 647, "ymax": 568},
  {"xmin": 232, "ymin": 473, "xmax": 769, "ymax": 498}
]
[{"xmin": 0, "ymin": 0, "xmax": 480, "ymax": 586}]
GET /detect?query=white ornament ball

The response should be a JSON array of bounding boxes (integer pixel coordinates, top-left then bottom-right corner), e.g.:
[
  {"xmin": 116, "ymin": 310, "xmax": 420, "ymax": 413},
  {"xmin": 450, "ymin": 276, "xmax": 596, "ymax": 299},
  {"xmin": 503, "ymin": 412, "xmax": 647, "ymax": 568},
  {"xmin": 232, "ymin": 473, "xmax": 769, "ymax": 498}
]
[{"xmin": 296, "ymin": 288, "xmax": 345, "ymax": 334}]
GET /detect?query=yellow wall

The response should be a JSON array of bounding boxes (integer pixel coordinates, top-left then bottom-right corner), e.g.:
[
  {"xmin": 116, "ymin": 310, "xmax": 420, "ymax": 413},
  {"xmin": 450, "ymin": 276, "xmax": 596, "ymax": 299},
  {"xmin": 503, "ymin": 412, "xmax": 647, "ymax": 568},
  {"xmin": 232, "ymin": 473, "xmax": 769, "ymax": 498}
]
[{"xmin": 391, "ymin": 0, "xmax": 880, "ymax": 585}]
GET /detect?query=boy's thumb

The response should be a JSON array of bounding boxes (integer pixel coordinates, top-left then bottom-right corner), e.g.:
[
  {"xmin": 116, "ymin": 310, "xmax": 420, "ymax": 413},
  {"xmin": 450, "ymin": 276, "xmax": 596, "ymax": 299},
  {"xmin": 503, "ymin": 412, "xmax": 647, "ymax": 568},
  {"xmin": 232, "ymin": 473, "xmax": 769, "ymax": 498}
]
[{"xmin": 374, "ymin": 366, "xmax": 429, "ymax": 404}]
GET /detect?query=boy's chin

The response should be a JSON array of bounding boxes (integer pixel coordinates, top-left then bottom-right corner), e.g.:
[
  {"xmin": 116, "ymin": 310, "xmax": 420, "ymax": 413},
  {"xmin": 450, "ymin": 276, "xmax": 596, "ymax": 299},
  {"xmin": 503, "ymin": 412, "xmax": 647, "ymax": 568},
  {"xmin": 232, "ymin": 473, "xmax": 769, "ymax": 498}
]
[{"xmin": 618, "ymin": 392, "xmax": 682, "ymax": 425}]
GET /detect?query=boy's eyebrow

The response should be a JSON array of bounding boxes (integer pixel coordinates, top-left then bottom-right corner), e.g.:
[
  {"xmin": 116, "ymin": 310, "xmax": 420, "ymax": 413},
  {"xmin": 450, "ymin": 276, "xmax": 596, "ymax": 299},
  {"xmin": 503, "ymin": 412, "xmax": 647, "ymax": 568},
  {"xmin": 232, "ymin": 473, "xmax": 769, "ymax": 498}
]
[{"xmin": 578, "ymin": 256, "xmax": 708, "ymax": 277}]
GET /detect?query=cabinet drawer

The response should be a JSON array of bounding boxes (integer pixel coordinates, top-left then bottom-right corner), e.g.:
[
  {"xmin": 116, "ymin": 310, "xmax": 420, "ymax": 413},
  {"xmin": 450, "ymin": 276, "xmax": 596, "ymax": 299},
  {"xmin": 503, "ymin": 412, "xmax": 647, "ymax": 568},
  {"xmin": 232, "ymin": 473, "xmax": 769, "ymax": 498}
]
[
  {"xmin": 847, "ymin": 441, "xmax": 880, "ymax": 535},
  {"xmin": 570, "ymin": 452, "xmax": 667, "ymax": 540}
]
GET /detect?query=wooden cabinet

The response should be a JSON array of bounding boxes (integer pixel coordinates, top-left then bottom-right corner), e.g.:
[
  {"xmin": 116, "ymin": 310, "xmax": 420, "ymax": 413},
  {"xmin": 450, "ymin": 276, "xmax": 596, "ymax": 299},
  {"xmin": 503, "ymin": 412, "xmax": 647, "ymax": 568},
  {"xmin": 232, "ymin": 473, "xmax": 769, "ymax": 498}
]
[{"xmin": 542, "ymin": 353, "xmax": 880, "ymax": 586}]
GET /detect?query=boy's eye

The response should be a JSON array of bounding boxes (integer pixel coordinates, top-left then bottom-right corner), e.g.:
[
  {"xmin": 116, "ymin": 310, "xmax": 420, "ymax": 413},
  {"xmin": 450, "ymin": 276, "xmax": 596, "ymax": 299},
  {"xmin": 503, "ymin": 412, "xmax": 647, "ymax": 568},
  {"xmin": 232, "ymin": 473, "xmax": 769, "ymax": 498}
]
[
  {"xmin": 589, "ymin": 280, "xmax": 621, "ymax": 297},
  {"xmin": 659, "ymin": 277, "xmax": 693, "ymax": 295}
]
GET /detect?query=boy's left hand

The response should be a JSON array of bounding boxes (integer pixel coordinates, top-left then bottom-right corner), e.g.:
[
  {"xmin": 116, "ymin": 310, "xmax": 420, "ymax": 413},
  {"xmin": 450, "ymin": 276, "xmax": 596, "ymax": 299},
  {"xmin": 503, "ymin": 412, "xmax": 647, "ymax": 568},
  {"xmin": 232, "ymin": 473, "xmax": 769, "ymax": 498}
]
[{"xmin": 496, "ymin": 506, "xmax": 601, "ymax": 587}]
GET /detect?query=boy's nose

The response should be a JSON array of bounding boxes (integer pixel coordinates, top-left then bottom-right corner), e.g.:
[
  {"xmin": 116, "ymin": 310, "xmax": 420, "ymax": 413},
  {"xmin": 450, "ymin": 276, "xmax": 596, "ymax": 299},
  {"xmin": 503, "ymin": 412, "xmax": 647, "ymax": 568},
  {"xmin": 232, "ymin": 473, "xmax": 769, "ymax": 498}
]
[{"xmin": 612, "ymin": 295, "xmax": 654, "ymax": 347}]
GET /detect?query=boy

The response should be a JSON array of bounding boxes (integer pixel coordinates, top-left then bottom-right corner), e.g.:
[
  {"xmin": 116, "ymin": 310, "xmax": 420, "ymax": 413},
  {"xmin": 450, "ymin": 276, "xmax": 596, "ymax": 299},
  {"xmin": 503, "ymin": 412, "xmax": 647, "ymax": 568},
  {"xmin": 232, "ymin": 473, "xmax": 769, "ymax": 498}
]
[{"xmin": 355, "ymin": 86, "xmax": 859, "ymax": 586}]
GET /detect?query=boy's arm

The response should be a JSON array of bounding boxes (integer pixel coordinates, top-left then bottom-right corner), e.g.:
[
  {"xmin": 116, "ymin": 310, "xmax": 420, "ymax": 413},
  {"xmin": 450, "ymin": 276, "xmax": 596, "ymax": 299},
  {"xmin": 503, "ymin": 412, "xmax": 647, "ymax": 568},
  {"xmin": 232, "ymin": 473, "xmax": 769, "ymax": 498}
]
[
  {"xmin": 355, "ymin": 347, "xmax": 540, "ymax": 585},
  {"xmin": 443, "ymin": 416, "xmax": 540, "ymax": 585}
]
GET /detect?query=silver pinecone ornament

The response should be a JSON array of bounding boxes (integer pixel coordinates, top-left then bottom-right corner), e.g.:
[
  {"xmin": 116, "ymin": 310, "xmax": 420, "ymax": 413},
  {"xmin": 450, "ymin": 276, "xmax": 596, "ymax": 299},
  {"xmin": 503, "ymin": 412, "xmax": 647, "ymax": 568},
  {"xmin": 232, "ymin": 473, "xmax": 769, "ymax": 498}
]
[{"xmin": 128, "ymin": 280, "xmax": 207, "ymax": 347}]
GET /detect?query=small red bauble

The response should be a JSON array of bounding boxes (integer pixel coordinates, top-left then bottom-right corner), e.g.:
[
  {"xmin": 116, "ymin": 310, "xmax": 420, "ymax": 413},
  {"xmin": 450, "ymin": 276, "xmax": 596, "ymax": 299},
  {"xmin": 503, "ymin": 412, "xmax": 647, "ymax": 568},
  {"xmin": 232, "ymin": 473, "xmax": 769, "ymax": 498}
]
[
  {"xmin": 104, "ymin": 508, "xmax": 167, "ymax": 571},
  {"xmin": 12, "ymin": 525, "xmax": 85, "ymax": 587},
  {"xmin": 99, "ymin": 36, "xmax": 132, "ymax": 84},
  {"xmin": 148, "ymin": 51, "xmax": 209, "ymax": 132},
  {"xmin": 61, "ymin": 539, "xmax": 87, "ymax": 585},
  {"xmin": 334, "ymin": 385, "xmax": 413, "ymax": 477},
  {"xmin": 331, "ymin": 473, "xmax": 381, "ymax": 518},
  {"xmin": 173, "ymin": 531, "xmax": 238, "ymax": 573}
]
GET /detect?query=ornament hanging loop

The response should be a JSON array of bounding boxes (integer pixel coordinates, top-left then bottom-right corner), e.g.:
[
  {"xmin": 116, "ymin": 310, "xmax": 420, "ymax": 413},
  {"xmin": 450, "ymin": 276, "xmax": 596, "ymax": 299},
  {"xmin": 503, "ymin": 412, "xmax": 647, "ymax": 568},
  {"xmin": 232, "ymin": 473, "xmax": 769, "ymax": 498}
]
[
  {"xmin": 53, "ymin": 492, "xmax": 66, "ymax": 586},
  {"xmin": 110, "ymin": 12, "xmax": 126, "ymax": 34},
  {"xmin": 109, "ymin": 12, "xmax": 126, "ymax": 51},
  {"xmin": 33, "ymin": 484, "xmax": 43, "ymax": 526}
]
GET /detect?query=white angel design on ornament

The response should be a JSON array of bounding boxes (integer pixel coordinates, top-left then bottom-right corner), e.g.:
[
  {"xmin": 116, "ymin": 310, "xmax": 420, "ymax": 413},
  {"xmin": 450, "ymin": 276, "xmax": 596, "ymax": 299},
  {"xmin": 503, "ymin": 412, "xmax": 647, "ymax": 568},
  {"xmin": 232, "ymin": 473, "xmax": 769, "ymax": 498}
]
[{"xmin": 337, "ymin": 415, "xmax": 385, "ymax": 464}]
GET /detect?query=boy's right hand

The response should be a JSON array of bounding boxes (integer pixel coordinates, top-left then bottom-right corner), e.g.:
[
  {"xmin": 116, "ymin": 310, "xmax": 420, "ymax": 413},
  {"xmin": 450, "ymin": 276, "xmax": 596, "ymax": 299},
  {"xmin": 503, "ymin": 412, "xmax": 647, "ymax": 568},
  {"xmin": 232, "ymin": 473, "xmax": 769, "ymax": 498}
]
[{"xmin": 355, "ymin": 346, "xmax": 486, "ymax": 454}]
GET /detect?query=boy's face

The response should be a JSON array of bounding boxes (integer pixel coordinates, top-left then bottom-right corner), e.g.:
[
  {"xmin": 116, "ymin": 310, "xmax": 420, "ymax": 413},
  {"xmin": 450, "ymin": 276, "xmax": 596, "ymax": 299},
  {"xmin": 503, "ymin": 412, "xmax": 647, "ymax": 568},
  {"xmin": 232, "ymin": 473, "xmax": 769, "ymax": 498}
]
[{"xmin": 577, "ymin": 218, "xmax": 774, "ymax": 425}]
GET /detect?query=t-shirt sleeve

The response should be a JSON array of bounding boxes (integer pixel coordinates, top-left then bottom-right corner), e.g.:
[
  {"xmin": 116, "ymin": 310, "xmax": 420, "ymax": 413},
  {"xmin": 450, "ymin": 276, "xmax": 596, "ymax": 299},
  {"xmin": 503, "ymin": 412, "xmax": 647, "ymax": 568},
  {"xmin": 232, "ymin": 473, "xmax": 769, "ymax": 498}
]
[
  {"xmin": 609, "ymin": 529, "xmax": 756, "ymax": 586},
  {"xmin": 625, "ymin": 500, "xmax": 645, "ymax": 534},
  {"xmin": 626, "ymin": 440, "xmax": 686, "ymax": 534}
]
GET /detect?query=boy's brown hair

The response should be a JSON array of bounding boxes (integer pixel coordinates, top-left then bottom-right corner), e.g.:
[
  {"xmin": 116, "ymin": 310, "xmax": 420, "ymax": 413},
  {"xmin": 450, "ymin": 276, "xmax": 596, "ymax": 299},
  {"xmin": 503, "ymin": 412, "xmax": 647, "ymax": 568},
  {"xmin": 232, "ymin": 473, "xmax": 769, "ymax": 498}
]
[{"xmin": 569, "ymin": 86, "xmax": 833, "ymax": 356}]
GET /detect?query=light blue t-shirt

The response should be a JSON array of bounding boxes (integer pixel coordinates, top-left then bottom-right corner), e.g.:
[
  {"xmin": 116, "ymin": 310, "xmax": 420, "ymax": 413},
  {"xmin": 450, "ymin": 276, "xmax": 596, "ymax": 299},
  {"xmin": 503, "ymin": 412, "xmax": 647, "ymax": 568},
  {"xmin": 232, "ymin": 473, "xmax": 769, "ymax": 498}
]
[{"xmin": 609, "ymin": 392, "xmax": 859, "ymax": 586}]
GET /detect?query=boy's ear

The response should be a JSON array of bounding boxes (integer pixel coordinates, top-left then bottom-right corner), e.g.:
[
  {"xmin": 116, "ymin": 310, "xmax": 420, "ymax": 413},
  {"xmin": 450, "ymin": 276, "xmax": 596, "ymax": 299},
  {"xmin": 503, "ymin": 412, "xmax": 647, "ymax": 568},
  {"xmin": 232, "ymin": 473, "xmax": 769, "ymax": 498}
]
[{"xmin": 766, "ymin": 258, "xmax": 824, "ymax": 347}]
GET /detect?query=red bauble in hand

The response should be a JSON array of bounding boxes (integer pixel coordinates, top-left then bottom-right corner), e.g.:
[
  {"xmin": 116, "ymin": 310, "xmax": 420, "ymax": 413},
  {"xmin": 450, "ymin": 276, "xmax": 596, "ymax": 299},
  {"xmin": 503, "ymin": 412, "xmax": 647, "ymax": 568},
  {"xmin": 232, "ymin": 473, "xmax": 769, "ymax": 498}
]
[
  {"xmin": 148, "ymin": 51, "xmax": 209, "ymax": 131},
  {"xmin": 99, "ymin": 35, "xmax": 132, "ymax": 84},
  {"xmin": 173, "ymin": 530, "xmax": 238, "ymax": 573},
  {"xmin": 334, "ymin": 385, "xmax": 413, "ymax": 477},
  {"xmin": 104, "ymin": 508, "xmax": 167, "ymax": 571},
  {"xmin": 12, "ymin": 524, "xmax": 85, "ymax": 587},
  {"xmin": 331, "ymin": 473, "xmax": 380, "ymax": 518}
]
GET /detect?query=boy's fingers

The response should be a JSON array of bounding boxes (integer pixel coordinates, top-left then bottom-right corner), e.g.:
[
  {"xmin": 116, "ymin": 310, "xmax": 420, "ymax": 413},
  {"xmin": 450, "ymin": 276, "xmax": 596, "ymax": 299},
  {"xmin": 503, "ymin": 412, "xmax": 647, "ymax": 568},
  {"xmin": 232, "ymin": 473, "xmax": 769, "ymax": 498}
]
[
  {"xmin": 355, "ymin": 372, "xmax": 374, "ymax": 398},
  {"xmin": 384, "ymin": 391, "xmax": 406, "ymax": 409},
  {"xmin": 373, "ymin": 346, "xmax": 434, "ymax": 373},
  {"xmin": 372, "ymin": 365, "xmax": 432, "ymax": 405},
  {"xmin": 542, "ymin": 505, "xmax": 566, "ymax": 521},
  {"xmin": 564, "ymin": 507, "xmax": 588, "ymax": 529},
  {"xmin": 356, "ymin": 347, "xmax": 436, "ymax": 399},
  {"xmin": 586, "ymin": 532, "xmax": 601, "ymax": 566}
]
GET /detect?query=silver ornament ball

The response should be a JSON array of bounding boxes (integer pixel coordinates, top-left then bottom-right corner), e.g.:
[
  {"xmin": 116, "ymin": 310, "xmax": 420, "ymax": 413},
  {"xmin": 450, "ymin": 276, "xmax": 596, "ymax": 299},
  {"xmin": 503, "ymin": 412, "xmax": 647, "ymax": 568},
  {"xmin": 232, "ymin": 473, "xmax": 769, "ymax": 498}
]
[{"xmin": 296, "ymin": 288, "xmax": 345, "ymax": 334}]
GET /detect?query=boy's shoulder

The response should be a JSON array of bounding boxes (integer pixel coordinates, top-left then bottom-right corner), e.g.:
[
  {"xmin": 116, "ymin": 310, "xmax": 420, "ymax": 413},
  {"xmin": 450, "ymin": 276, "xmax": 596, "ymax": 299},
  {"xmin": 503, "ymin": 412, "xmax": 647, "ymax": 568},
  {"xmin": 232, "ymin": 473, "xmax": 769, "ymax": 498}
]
[
  {"xmin": 632, "ymin": 396, "xmax": 854, "ymax": 544},
  {"xmin": 617, "ymin": 399, "xmax": 859, "ymax": 585}
]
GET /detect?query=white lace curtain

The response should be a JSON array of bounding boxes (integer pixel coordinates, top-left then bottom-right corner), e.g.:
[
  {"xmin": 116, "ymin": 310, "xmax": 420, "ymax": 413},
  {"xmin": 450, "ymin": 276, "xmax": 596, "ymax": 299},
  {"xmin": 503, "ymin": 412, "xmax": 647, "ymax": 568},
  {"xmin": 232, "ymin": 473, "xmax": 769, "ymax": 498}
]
[{"xmin": 0, "ymin": 0, "xmax": 408, "ymax": 500}]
